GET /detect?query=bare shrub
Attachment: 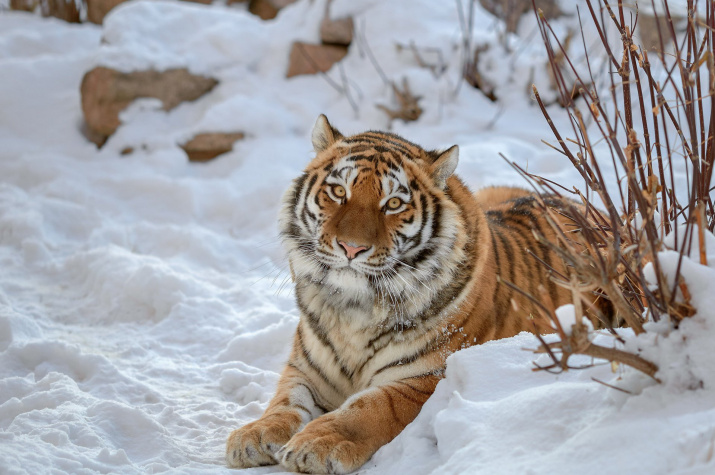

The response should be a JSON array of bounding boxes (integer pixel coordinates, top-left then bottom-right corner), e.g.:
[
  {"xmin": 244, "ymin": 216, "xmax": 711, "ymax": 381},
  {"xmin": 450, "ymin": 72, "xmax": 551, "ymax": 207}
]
[{"xmin": 503, "ymin": 0, "xmax": 714, "ymax": 379}]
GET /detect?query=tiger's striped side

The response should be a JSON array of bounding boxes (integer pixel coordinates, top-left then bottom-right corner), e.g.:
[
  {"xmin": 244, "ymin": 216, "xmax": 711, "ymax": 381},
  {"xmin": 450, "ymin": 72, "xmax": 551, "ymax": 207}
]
[{"xmin": 226, "ymin": 116, "xmax": 596, "ymax": 474}]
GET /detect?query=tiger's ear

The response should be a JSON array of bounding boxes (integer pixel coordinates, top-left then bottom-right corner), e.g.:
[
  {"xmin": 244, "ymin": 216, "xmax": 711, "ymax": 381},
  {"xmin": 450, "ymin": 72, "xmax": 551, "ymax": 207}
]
[
  {"xmin": 429, "ymin": 145, "xmax": 459, "ymax": 189},
  {"xmin": 311, "ymin": 114, "xmax": 343, "ymax": 153}
]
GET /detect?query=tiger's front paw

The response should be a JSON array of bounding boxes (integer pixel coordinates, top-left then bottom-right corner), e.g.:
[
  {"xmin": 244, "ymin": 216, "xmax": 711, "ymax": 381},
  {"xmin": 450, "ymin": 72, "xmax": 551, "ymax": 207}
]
[
  {"xmin": 277, "ymin": 415, "xmax": 369, "ymax": 474},
  {"xmin": 226, "ymin": 412, "xmax": 301, "ymax": 468}
]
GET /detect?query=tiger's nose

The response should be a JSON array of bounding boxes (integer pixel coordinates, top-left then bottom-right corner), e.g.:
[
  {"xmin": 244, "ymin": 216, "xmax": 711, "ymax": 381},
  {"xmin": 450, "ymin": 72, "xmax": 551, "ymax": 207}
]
[{"xmin": 338, "ymin": 241, "xmax": 369, "ymax": 260}]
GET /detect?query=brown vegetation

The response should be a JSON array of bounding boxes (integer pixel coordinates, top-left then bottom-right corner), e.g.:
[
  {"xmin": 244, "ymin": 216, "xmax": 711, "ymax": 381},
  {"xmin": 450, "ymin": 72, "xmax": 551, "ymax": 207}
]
[{"xmin": 502, "ymin": 0, "xmax": 714, "ymax": 380}]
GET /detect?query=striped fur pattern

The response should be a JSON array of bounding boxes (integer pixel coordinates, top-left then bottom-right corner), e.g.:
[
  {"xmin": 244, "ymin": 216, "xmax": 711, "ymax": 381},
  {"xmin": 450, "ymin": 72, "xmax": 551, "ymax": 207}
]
[{"xmin": 226, "ymin": 116, "xmax": 588, "ymax": 473}]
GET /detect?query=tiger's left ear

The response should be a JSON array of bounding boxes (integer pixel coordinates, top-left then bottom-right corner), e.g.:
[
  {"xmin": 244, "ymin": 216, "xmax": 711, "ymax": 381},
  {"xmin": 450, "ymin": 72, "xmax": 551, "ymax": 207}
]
[
  {"xmin": 311, "ymin": 114, "xmax": 344, "ymax": 153},
  {"xmin": 430, "ymin": 145, "xmax": 459, "ymax": 189}
]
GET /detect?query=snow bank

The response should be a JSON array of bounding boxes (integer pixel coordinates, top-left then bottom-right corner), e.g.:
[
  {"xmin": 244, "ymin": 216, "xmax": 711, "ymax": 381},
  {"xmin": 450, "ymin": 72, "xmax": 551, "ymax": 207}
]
[{"xmin": 1, "ymin": 1, "xmax": 714, "ymax": 474}]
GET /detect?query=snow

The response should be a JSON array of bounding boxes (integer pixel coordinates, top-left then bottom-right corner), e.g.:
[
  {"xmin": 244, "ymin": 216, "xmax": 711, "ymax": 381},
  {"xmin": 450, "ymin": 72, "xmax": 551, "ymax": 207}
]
[
  {"xmin": 1, "ymin": 1, "xmax": 714, "ymax": 474},
  {"xmin": 553, "ymin": 304, "xmax": 594, "ymax": 336}
]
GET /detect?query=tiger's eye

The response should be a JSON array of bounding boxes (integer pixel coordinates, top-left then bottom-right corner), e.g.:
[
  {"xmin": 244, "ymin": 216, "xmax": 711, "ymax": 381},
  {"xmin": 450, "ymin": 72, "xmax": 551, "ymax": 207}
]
[
  {"xmin": 387, "ymin": 197, "xmax": 403, "ymax": 210},
  {"xmin": 332, "ymin": 185, "xmax": 346, "ymax": 198}
]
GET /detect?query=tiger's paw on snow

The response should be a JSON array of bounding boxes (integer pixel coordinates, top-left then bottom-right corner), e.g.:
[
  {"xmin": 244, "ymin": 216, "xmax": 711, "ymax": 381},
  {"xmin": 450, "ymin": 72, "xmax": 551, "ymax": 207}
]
[
  {"xmin": 277, "ymin": 416, "xmax": 367, "ymax": 474},
  {"xmin": 225, "ymin": 411, "xmax": 301, "ymax": 468}
]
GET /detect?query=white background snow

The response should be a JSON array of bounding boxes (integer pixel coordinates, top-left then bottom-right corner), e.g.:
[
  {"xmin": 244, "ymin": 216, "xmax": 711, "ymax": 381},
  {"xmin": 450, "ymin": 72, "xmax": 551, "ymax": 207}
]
[{"xmin": 1, "ymin": 0, "xmax": 714, "ymax": 474}]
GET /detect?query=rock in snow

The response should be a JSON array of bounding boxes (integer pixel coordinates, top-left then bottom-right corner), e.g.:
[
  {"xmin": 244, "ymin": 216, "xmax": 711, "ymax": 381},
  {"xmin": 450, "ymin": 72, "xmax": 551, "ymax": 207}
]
[
  {"xmin": 81, "ymin": 66, "xmax": 219, "ymax": 142},
  {"xmin": 320, "ymin": 15, "xmax": 354, "ymax": 46},
  {"xmin": 249, "ymin": 0, "xmax": 298, "ymax": 20},
  {"xmin": 0, "ymin": 1, "xmax": 714, "ymax": 474},
  {"xmin": 286, "ymin": 41, "xmax": 349, "ymax": 78},
  {"xmin": 180, "ymin": 132, "xmax": 246, "ymax": 162},
  {"xmin": 86, "ymin": 0, "xmax": 213, "ymax": 24}
]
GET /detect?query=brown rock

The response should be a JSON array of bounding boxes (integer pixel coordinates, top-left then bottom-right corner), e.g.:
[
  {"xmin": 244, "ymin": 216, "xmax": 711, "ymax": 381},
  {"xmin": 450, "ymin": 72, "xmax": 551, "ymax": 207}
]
[
  {"xmin": 10, "ymin": 0, "xmax": 37, "ymax": 12},
  {"xmin": 479, "ymin": 0, "xmax": 561, "ymax": 33},
  {"xmin": 286, "ymin": 42, "xmax": 348, "ymax": 78},
  {"xmin": 81, "ymin": 66, "xmax": 218, "ymax": 140},
  {"xmin": 180, "ymin": 132, "xmax": 245, "ymax": 162},
  {"xmin": 80, "ymin": 121, "xmax": 109, "ymax": 148},
  {"xmin": 320, "ymin": 16, "xmax": 354, "ymax": 46},
  {"xmin": 42, "ymin": 0, "xmax": 81, "ymax": 23},
  {"xmin": 637, "ymin": 11, "xmax": 686, "ymax": 51},
  {"xmin": 87, "ymin": 0, "xmax": 212, "ymax": 25},
  {"xmin": 86, "ymin": 0, "xmax": 126, "ymax": 24},
  {"xmin": 12, "ymin": 0, "xmax": 80, "ymax": 22},
  {"xmin": 248, "ymin": 0, "xmax": 297, "ymax": 20}
]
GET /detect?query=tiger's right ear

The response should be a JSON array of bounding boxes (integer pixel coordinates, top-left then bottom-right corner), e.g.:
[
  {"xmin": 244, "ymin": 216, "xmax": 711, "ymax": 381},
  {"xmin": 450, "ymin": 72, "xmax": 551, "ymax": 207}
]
[{"xmin": 311, "ymin": 114, "xmax": 343, "ymax": 153}]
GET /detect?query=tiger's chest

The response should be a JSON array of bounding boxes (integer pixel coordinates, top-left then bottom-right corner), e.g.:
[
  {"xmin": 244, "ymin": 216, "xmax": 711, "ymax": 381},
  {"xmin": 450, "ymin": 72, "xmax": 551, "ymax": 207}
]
[{"xmin": 295, "ymin": 278, "xmax": 440, "ymax": 403}]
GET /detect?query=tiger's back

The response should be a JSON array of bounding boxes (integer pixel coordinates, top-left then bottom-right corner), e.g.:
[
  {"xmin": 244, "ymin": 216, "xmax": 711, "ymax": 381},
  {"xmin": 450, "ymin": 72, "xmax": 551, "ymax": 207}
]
[
  {"xmin": 226, "ymin": 116, "xmax": 601, "ymax": 474},
  {"xmin": 466, "ymin": 186, "xmax": 577, "ymax": 341}
]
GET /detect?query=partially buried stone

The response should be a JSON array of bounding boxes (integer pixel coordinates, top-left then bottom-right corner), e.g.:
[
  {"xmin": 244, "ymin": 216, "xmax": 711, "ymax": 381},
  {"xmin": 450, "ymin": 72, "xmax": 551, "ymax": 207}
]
[
  {"xmin": 80, "ymin": 67, "xmax": 219, "ymax": 142},
  {"xmin": 180, "ymin": 132, "xmax": 245, "ymax": 162},
  {"xmin": 86, "ymin": 0, "xmax": 212, "ymax": 25},
  {"xmin": 248, "ymin": 0, "xmax": 297, "ymax": 20},
  {"xmin": 286, "ymin": 42, "xmax": 348, "ymax": 78},
  {"xmin": 320, "ymin": 16, "xmax": 354, "ymax": 46}
]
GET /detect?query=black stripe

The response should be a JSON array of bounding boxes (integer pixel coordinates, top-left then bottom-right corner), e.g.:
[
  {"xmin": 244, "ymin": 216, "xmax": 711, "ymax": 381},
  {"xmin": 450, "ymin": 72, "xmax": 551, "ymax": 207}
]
[
  {"xmin": 290, "ymin": 174, "xmax": 308, "ymax": 209},
  {"xmin": 352, "ymin": 349, "xmax": 380, "ymax": 378},
  {"xmin": 304, "ymin": 174, "xmax": 318, "ymax": 197},
  {"xmin": 294, "ymin": 382, "xmax": 328, "ymax": 413},
  {"xmin": 503, "ymin": 210, "xmax": 542, "ymax": 300},
  {"xmin": 384, "ymin": 159, "xmax": 403, "ymax": 173},
  {"xmin": 367, "ymin": 326, "xmax": 395, "ymax": 348},
  {"xmin": 405, "ymin": 195, "xmax": 437, "ymax": 265},
  {"xmin": 363, "ymin": 130, "xmax": 420, "ymax": 148},
  {"xmin": 381, "ymin": 387, "xmax": 399, "ymax": 421},
  {"xmin": 387, "ymin": 385, "xmax": 424, "ymax": 405},
  {"xmin": 495, "ymin": 229, "xmax": 516, "ymax": 283},
  {"xmin": 492, "ymin": 229, "xmax": 516, "ymax": 336},
  {"xmin": 370, "ymin": 340, "xmax": 434, "ymax": 381},
  {"xmin": 397, "ymin": 380, "xmax": 434, "ymax": 396},
  {"xmin": 523, "ymin": 207, "xmax": 560, "ymax": 306},
  {"xmin": 297, "ymin": 300, "xmax": 354, "ymax": 379},
  {"xmin": 295, "ymin": 325, "xmax": 340, "ymax": 394}
]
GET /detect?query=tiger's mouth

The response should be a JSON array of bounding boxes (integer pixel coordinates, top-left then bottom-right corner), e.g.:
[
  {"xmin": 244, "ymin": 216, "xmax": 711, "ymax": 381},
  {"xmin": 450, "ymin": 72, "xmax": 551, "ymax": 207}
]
[
  {"xmin": 330, "ymin": 257, "xmax": 398, "ymax": 279},
  {"xmin": 315, "ymin": 241, "xmax": 396, "ymax": 277},
  {"xmin": 291, "ymin": 234, "xmax": 399, "ymax": 280}
]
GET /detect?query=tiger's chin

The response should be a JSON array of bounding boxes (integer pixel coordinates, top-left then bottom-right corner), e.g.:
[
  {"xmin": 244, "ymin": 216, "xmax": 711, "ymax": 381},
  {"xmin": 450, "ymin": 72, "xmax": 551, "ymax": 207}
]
[
  {"xmin": 322, "ymin": 265, "xmax": 372, "ymax": 291},
  {"xmin": 328, "ymin": 263, "xmax": 402, "ymax": 287}
]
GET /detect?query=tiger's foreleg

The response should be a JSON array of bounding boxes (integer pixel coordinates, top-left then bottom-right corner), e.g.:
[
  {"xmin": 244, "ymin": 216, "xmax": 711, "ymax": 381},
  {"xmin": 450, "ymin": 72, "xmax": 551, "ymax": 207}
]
[
  {"xmin": 277, "ymin": 374, "xmax": 440, "ymax": 474},
  {"xmin": 225, "ymin": 364, "xmax": 325, "ymax": 468}
]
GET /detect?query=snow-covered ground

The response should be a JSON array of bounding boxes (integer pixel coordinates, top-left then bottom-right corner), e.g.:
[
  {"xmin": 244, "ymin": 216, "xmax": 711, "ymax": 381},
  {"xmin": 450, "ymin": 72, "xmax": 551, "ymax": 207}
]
[{"xmin": 0, "ymin": 1, "xmax": 714, "ymax": 474}]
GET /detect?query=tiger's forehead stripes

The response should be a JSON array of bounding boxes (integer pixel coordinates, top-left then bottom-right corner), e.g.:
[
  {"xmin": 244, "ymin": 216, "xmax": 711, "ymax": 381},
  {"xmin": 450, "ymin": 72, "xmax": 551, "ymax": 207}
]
[
  {"xmin": 340, "ymin": 132, "xmax": 423, "ymax": 160},
  {"xmin": 344, "ymin": 131, "xmax": 423, "ymax": 158},
  {"xmin": 326, "ymin": 146, "xmax": 414, "ymax": 201}
]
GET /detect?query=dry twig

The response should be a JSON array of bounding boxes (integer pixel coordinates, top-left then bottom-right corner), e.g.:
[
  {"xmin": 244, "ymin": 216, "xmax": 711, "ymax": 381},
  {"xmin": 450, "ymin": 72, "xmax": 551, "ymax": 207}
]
[
  {"xmin": 376, "ymin": 77, "xmax": 424, "ymax": 123},
  {"xmin": 507, "ymin": 0, "xmax": 715, "ymax": 380}
]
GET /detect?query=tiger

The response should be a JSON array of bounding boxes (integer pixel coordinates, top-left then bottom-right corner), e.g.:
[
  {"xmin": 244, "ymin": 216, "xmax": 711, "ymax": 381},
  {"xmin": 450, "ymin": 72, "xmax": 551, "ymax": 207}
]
[{"xmin": 226, "ymin": 115, "xmax": 601, "ymax": 474}]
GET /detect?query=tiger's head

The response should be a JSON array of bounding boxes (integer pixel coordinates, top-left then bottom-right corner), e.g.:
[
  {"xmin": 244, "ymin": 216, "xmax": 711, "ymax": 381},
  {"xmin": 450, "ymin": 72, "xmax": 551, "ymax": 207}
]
[{"xmin": 280, "ymin": 115, "xmax": 467, "ymax": 318}]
